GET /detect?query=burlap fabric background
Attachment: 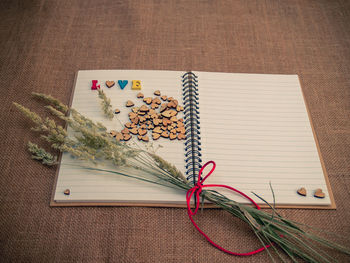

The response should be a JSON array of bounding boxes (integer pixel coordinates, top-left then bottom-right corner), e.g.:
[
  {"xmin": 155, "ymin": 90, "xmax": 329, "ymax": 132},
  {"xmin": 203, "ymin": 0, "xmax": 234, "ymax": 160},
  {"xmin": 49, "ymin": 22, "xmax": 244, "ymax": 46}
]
[{"xmin": 1, "ymin": 0, "xmax": 349, "ymax": 262}]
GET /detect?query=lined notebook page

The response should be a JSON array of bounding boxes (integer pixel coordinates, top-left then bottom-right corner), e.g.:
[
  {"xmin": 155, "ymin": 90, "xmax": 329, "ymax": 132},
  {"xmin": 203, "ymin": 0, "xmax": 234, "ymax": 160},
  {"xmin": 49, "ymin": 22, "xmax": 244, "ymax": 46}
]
[
  {"xmin": 195, "ymin": 72, "xmax": 331, "ymax": 206},
  {"xmin": 54, "ymin": 70, "xmax": 187, "ymax": 203}
]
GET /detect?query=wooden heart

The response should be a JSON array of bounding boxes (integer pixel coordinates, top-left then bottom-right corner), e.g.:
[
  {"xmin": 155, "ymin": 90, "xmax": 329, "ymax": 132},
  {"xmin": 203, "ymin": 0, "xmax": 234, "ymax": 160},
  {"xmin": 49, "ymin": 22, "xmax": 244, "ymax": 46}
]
[
  {"xmin": 297, "ymin": 187, "xmax": 307, "ymax": 196},
  {"xmin": 138, "ymin": 129, "xmax": 147, "ymax": 136},
  {"xmin": 129, "ymin": 128, "xmax": 138, "ymax": 135},
  {"xmin": 143, "ymin": 97, "xmax": 153, "ymax": 104},
  {"xmin": 152, "ymin": 132, "xmax": 161, "ymax": 140},
  {"xmin": 126, "ymin": 100, "xmax": 134, "ymax": 107},
  {"xmin": 161, "ymin": 131, "xmax": 169, "ymax": 138},
  {"xmin": 139, "ymin": 105, "xmax": 149, "ymax": 112},
  {"xmin": 141, "ymin": 135, "xmax": 149, "ymax": 142},
  {"xmin": 115, "ymin": 132, "xmax": 124, "ymax": 141},
  {"xmin": 123, "ymin": 134, "xmax": 131, "ymax": 141},
  {"xmin": 153, "ymin": 127, "xmax": 162, "ymax": 134},
  {"xmin": 177, "ymin": 133, "xmax": 186, "ymax": 140},
  {"xmin": 314, "ymin": 188, "xmax": 325, "ymax": 198},
  {"xmin": 105, "ymin": 81, "xmax": 115, "ymax": 88}
]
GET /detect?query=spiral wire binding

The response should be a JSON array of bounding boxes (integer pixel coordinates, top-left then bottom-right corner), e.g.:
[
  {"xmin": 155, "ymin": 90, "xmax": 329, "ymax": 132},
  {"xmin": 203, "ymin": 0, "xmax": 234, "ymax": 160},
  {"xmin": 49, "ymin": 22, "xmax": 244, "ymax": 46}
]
[{"xmin": 182, "ymin": 72, "xmax": 202, "ymax": 185}]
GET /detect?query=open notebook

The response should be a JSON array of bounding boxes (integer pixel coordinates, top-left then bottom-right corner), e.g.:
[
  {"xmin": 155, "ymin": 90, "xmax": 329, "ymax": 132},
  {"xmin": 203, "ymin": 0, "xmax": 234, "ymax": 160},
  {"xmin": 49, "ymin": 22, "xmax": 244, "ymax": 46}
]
[{"xmin": 51, "ymin": 70, "xmax": 335, "ymax": 209}]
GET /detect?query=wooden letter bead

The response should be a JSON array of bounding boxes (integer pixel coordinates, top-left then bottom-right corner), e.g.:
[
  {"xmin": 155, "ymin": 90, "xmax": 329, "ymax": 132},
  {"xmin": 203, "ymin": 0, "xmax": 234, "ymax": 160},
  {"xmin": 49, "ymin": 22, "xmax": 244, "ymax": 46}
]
[
  {"xmin": 91, "ymin": 80, "xmax": 100, "ymax": 90},
  {"xmin": 118, "ymin": 80, "xmax": 128, "ymax": 90},
  {"xmin": 131, "ymin": 80, "xmax": 141, "ymax": 90}
]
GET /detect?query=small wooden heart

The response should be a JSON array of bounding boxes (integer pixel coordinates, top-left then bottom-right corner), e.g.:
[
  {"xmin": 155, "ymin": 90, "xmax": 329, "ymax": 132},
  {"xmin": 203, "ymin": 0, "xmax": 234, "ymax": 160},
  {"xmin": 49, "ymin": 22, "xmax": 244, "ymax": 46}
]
[
  {"xmin": 64, "ymin": 189, "xmax": 70, "ymax": 195},
  {"xmin": 129, "ymin": 112, "xmax": 138, "ymax": 119},
  {"xmin": 131, "ymin": 117, "xmax": 139, "ymax": 125},
  {"xmin": 123, "ymin": 134, "xmax": 131, "ymax": 141},
  {"xmin": 106, "ymin": 81, "xmax": 115, "ymax": 88},
  {"xmin": 297, "ymin": 187, "xmax": 307, "ymax": 196},
  {"xmin": 109, "ymin": 130, "xmax": 117, "ymax": 137},
  {"xmin": 115, "ymin": 132, "xmax": 123, "ymax": 141},
  {"xmin": 121, "ymin": 128, "xmax": 129, "ymax": 134},
  {"xmin": 169, "ymin": 133, "xmax": 177, "ymax": 140},
  {"xmin": 153, "ymin": 119, "xmax": 161, "ymax": 126},
  {"xmin": 151, "ymin": 103, "xmax": 158, "ymax": 109},
  {"xmin": 152, "ymin": 98, "xmax": 161, "ymax": 105},
  {"xmin": 138, "ymin": 128, "xmax": 147, "ymax": 136},
  {"xmin": 141, "ymin": 135, "xmax": 149, "ymax": 142},
  {"xmin": 143, "ymin": 97, "xmax": 153, "ymax": 104},
  {"xmin": 153, "ymin": 127, "xmax": 162, "ymax": 133},
  {"xmin": 125, "ymin": 122, "xmax": 133, "ymax": 128},
  {"xmin": 314, "ymin": 188, "xmax": 325, "ymax": 199},
  {"xmin": 177, "ymin": 133, "xmax": 186, "ymax": 140},
  {"xmin": 126, "ymin": 100, "xmax": 134, "ymax": 107},
  {"xmin": 129, "ymin": 127, "xmax": 138, "ymax": 135},
  {"xmin": 161, "ymin": 131, "xmax": 169, "ymax": 138},
  {"xmin": 152, "ymin": 132, "xmax": 161, "ymax": 140}
]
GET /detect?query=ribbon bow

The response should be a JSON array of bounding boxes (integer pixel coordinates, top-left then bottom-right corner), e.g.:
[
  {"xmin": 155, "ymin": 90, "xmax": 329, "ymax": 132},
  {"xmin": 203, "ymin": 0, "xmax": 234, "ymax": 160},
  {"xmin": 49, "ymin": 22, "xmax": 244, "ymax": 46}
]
[{"xmin": 186, "ymin": 161, "xmax": 271, "ymax": 256}]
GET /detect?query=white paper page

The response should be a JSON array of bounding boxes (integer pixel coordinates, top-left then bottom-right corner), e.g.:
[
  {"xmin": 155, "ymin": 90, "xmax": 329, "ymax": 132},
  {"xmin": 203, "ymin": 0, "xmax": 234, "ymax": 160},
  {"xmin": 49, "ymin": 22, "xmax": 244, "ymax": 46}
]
[
  {"xmin": 195, "ymin": 72, "xmax": 331, "ymax": 206},
  {"xmin": 54, "ymin": 70, "xmax": 187, "ymax": 203}
]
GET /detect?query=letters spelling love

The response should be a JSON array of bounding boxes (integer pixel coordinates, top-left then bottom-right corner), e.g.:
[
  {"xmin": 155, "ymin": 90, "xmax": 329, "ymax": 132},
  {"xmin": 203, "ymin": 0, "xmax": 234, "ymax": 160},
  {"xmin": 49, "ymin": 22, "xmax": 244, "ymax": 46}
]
[{"xmin": 91, "ymin": 80, "xmax": 141, "ymax": 90}]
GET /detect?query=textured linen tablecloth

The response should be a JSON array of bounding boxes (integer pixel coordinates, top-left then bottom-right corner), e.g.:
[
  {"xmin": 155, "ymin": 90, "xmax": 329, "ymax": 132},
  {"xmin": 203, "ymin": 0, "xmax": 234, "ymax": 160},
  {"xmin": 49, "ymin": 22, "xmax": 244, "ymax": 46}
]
[{"xmin": 1, "ymin": 0, "xmax": 349, "ymax": 262}]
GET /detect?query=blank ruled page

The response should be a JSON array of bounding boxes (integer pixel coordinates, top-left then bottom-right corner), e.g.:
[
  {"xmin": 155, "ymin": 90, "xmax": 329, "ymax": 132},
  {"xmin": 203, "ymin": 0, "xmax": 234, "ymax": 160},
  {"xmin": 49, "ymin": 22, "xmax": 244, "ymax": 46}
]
[
  {"xmin": 54, "ymin": 70, "xmax": 186, "ymax": 203},
  {"xmin": 195, "ymin": 72, "xmax": 331, "ymax": 206}
]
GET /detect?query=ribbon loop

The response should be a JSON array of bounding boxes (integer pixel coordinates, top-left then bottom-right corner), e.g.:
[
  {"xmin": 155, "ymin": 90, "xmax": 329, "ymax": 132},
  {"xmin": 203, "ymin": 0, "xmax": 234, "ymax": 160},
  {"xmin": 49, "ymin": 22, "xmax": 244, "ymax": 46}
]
[{"xmin": 186, "ymin": 161, "xmax": 271, "ymax": 256}]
